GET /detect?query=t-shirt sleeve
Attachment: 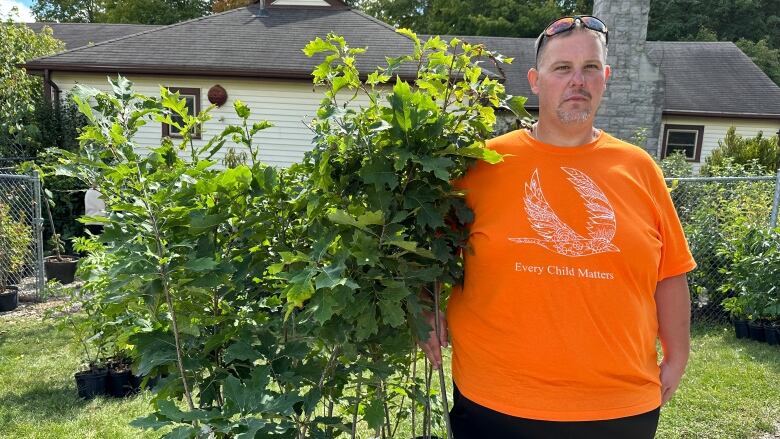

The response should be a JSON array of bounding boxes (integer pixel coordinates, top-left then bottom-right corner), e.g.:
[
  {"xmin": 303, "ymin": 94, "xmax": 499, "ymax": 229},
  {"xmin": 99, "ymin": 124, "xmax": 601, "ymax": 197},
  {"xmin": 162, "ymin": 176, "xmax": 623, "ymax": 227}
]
[{"xmin": 651, "ymin": 166, "xmax": 697, "ymax": 280}]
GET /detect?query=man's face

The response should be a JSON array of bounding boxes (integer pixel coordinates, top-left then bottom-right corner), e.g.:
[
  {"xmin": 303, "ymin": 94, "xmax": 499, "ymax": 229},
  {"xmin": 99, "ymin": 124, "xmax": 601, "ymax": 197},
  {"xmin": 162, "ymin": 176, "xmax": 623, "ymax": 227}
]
[{"xmin": 528, "ymin": 30, "xmax": 610, "ymax": 126}]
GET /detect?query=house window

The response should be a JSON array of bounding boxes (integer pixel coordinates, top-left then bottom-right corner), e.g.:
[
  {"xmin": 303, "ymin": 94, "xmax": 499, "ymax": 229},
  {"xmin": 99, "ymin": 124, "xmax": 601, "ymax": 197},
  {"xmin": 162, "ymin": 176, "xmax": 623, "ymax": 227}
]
[
  {"xmin": 162, "ymin": 87, "xmax": 201, "ymax": 139},
  {"xmin": 662, "ymin": 124, "xmax": 704, "ymax": 162}
]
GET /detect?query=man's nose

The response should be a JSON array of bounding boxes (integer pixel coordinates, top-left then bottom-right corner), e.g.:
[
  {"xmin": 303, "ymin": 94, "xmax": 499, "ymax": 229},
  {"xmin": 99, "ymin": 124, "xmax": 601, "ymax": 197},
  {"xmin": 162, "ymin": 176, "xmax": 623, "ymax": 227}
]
[{"xmin": 570, "ymin": 69, "xmax": 585, "ymax": 86}]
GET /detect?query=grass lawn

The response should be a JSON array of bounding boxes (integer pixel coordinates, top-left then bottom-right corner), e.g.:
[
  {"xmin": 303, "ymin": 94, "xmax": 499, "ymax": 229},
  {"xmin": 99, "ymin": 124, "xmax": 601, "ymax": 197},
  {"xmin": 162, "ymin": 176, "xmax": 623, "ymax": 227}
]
[{"xmin": 1, "ymin": 304, "xmax": 779, "ymax": 438}]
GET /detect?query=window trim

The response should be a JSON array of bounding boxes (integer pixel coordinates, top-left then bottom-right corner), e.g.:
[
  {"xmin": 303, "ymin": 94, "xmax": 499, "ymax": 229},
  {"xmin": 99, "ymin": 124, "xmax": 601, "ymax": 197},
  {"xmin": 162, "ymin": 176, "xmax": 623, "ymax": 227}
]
[
  {"xmin": 661, "ymin": 124, "xmax": 704, "ymax": 162},
  {"xmin": 162, "ymin": 87, "xmax": 202, "ymax": 139}
]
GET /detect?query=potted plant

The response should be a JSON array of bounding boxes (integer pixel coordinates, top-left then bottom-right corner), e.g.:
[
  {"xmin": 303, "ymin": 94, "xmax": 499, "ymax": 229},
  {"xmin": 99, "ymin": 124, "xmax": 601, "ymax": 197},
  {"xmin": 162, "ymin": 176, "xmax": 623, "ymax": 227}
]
[
  {"xmin": 72, "ymin": 323, "xmax": 108, "ymax": 399},
  {"xmin": 0, "ymin": 203, "xmax": 32, "ymax": 312},
  {"xmin": 106, "ymin": 353, "xmax": 134, "ymax": 398},
  {"xmin": 722, "ymin": 296, "xmax": 750, "ymax": 339},
  {"xmin": 762, "ymin": 296, "xmax": 780, "ymax": 346},
  {"xmin": 44, "ymin": 233, "xmax": 79, "ymax": 284}
]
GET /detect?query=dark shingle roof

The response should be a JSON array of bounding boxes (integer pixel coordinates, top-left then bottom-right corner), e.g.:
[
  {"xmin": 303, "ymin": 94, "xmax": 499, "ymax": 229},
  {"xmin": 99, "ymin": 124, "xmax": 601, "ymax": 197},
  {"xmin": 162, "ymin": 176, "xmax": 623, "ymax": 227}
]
[
  {"xmin": 25, "ymin": 5, "xmax": 419, "ymax": 80},
  {"xmin": 24, "ymin": 11, "xmax": 780, "ymax": 118},
  {"xmin": 645, "ymin": 41, "xmax": 780, "ymax": 117},
  {"xmin": 25, "ymin": 22, "xmax": 161, "ymax": 50}
]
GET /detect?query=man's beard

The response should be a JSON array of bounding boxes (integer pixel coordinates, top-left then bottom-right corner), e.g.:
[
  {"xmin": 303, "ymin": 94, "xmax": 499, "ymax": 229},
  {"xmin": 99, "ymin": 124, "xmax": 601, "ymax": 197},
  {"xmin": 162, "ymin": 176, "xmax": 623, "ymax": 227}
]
[{"xmin": 556, "ymin": 108, "xmax": 591, "ymax": 124}]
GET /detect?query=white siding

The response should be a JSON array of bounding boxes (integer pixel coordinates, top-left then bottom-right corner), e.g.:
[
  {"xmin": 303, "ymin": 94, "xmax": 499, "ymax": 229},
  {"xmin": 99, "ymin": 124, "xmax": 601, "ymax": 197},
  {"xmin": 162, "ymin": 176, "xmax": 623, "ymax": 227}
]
[
  {"xmin": 659, "ymin": 116, "xmax": 780, "ymax": 173},
  {"xmin": 51, "ymin": 72, "xmax": 369, "ymax": 167}
]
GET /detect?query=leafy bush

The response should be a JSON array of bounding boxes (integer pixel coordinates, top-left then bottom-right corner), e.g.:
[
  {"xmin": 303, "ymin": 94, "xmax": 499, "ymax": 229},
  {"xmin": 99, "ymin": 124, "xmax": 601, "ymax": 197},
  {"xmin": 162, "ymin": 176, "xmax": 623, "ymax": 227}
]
[
  {"xmin": 667, "ymin": 159, "xmax": 774, "ymax": 320},
  {"xmin": 700, "ymin": 127, "xmax": 779, "ymax": 176},
  {"xmin": 658, "ymin": 150, "xmax": 693, "ymax": 178},
  {"xmin": 0, "ymin": 202, "xmax": 32, "ymax": 291},
  {"xmin": 721, "ymin": 226, "xmax": 780, "ymax": 323},
  {"xmin": 0, "ymin": 20, "xmax": 64, "ymax": 163},
  {"xmin": 54, "ymin": 30, "xmax": 524, "ymax": 438}
]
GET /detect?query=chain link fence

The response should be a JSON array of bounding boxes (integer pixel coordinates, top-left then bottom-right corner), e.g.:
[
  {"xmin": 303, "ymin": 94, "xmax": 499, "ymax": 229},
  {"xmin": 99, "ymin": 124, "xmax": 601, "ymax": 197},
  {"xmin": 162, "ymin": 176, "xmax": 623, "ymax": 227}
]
[
  {"xmin": 0, "ymin": 170, "xmax": 45, "ymax": 301},
  {"xmin": 666, "ymin": 174, "xmax": 780, "ymax": 324}
]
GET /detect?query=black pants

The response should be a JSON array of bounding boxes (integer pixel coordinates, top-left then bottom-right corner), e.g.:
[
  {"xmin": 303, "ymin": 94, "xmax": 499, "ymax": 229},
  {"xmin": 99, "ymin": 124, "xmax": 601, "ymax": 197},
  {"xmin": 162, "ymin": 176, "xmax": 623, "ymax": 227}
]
[{"xmin": 450, "ymin": 385, "xmax": 660, "ymax": 439}]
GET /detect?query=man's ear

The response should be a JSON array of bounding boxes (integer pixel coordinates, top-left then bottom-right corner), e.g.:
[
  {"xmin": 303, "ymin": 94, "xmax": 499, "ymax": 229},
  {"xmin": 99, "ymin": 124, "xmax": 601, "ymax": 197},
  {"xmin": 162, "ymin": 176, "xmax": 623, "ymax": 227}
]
[
  {"xmin": 528, "ymin": 68, "xmax": 540, "ymax": 95},
  {"xmin": 604, "ymin": 65, "xmax": 611, "ymax": 88}
]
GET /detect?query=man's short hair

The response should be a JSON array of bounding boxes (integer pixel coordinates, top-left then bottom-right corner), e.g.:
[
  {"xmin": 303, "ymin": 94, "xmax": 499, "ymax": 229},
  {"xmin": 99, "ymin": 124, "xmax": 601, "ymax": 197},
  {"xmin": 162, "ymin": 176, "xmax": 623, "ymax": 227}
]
[{"xmin": 534, "ymin": 23, "xmax": 608, "ymax": 68}]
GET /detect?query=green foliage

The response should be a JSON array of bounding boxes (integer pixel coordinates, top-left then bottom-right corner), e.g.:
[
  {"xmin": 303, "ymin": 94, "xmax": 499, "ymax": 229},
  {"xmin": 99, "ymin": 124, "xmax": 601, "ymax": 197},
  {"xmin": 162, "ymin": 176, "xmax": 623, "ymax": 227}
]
[
  {"xmin": 55, "ymin": 28, "xmax": 523, "ymax": 438},
  {"xmin": 700, "ymin": 127, "xmax": 780, "ymax": 176},
  {"xmin": 0, "ymin": 20, "xmax": 64, "ymax": 162},
  {"xmin": 0, "ymin": 202, "xmax": 33, "ymax": 292},
  {"xmin": 32, "ymin": 0, "xmax": 212, "ymax": 25},
  {"xmin": 720, "ymin": 227, "xmax": 780, "ymax": 322},
  {"xmin": 669, "ymin": 159, "xmax": 775, "ymax": 320},
  {"xmin": 647, "ymin": 0, "xmax": 780, "ymax": 48},
  {"xmin": 647, "ymin": 0, "xmax": 780, "ymax": 85},
  {"xmin": 736, "ymin": 38, "xmax": 780, "ymax": 86},
  {"xmin": 359, "ymin": 0, "xmax": 591, "ymax": 37},
  {"xmin": 658, "ymin": 151, "xmax": 693, "ymax": 178}
]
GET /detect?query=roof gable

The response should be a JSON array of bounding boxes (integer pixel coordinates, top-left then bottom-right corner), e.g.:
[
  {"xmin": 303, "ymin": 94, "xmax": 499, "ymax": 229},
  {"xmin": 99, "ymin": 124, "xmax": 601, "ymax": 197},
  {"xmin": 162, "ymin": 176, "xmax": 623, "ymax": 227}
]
[{"xmin": 25, "ymin": 5, "xmax": 418, "ymax": 80}]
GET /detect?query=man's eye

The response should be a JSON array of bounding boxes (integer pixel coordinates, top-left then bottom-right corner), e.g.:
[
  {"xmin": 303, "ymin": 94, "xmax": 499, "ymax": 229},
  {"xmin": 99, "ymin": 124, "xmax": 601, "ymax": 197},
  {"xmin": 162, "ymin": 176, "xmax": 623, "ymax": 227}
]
[
  {"xmin": 586, "ymin": 64, "xmax": 600, "ymax": 69},
  {"xmin": 555, "ymin": 65, "xmax": 569, "ymax": 71}
]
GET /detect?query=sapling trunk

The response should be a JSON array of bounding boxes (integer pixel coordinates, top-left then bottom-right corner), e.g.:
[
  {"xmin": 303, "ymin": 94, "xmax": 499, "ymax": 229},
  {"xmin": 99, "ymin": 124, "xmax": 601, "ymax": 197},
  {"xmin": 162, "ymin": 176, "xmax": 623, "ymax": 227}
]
[{"xmin": 433, "ymin": 282, "xmax": 453, "ymax": 439}]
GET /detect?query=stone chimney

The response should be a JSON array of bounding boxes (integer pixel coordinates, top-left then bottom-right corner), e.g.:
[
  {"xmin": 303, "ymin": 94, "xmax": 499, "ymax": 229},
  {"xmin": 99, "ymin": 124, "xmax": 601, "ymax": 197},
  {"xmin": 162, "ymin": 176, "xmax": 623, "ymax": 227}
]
[{"xmin": 592, "ymin": 0, "xmax": 664, "ymax": 154}]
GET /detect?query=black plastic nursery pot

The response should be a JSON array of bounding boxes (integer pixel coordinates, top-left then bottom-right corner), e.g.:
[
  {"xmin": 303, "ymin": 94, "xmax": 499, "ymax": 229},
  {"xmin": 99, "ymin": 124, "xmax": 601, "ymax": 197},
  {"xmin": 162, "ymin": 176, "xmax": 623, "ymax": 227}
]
[
  {"xmin": 748, "ymin": 321, "xmax": 766, "ymax": 343},
  {"xmin": 0, "ymin": 286, "xmax": 19, "ymax": 312},
  {"xmin": 75, "ymin": 368, "xmax": 108, "ymax": 399},
  {"xmin": 44, "ymin": 256, "xmax": 79, "ymax": 284},
  {"xmin": 733, "ymin": 319, "xmax": 750, "ymax": 339},
  {"xmin": 107, "ymin": 369, "xmax": 134, "ymax": 398},
  {"xmin": 764, "ymin": 324, "xmax": 780, "ymax": 346}
]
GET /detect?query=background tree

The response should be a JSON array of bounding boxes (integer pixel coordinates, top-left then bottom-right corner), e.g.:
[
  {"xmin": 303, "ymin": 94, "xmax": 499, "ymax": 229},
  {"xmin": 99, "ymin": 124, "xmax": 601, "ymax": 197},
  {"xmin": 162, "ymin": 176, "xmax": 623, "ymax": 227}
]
[
  {"xmin": 0, "ymin": 19, "xmax": 64, "ymax": 161},
  {"xmin": 647, "ymin": 0, "xmax": 780, "ymax": 85},
  {"xmin": 358, "ymin": 0, "xmax": 592, "ymax": 37},
  {"xmin": 31, "ymin": 0, "xmax": 104, "ymax": 22},
  {"xmin": 33, "ymin": 0, "xmax": 211, "ymax": 24}
]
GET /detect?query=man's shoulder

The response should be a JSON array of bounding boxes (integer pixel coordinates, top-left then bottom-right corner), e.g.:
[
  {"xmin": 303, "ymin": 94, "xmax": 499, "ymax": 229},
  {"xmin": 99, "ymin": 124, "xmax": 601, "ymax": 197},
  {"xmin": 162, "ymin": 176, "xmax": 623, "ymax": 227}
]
[{"xmin": 486, "ymin": 129, "xmax": 524, "ymax": 153}]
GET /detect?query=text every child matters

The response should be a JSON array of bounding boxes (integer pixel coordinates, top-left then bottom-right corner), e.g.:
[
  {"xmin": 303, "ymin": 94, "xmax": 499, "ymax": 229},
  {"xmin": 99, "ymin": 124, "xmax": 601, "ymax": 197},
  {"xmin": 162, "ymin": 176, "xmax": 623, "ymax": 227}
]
[{"xmin": 514, "ymin": 262, "xmax": 615, "ymax": 280}]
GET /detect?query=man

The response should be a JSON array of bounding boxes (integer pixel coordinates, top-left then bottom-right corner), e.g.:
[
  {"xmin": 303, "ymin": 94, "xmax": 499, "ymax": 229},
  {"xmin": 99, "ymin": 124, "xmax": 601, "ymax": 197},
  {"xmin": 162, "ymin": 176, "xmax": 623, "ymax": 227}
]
[{"xmin": 419, "ymin": 15, "xmax": 696, "ymax": 438}]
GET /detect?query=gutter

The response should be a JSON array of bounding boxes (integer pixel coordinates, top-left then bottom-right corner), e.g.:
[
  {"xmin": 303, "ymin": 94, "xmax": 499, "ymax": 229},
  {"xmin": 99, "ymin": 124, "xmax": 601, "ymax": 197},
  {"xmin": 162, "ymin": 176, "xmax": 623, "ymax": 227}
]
[
  {"xmin": 663, "ymin": 109, "xmax": 780, "ymax": 121},
  {"xmin": 42, "ymin": 69, "xmax": 62, "ymax": 106}
]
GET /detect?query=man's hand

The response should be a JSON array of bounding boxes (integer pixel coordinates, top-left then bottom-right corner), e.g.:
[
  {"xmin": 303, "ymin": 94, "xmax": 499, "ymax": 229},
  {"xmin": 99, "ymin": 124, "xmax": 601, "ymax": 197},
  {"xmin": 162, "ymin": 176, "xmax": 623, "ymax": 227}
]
[
  {"xmin": 660, "ymin": 358, "xmax": 685, "ymax": 406},
  {"xmin": 417, "ymin": 310, "xmax": 448, "ymax": 369}
]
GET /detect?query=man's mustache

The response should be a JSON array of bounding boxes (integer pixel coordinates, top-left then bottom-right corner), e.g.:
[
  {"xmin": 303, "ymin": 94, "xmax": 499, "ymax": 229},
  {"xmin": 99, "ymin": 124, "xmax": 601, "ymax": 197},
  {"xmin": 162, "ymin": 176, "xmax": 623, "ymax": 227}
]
[{"xmin": 563, "ymin": 90, "xmax": 592, "ymax": 100}]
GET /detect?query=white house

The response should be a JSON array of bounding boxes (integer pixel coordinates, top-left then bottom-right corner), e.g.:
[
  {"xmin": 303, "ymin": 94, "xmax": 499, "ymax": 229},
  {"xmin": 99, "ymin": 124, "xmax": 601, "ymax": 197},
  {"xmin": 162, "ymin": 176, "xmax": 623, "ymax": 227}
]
[{"xmin": 23, "ymin": 0, "xmax": 780, "ymax": 170}]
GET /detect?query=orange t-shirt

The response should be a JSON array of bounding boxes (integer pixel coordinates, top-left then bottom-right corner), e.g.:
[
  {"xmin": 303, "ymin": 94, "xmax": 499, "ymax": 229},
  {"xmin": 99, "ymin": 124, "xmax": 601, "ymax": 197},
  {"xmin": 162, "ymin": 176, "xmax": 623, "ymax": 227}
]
[{"xmin": 447, "ymin": 129, "xmax": 696, "ymax": 421}]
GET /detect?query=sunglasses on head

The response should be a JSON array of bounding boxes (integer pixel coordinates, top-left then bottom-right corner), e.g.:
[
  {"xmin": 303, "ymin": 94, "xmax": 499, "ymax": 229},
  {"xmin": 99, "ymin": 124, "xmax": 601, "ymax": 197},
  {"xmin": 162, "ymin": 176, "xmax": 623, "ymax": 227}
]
[{"xmin": 535, "ymin": 15, "xmax": 609, "ymax": 60}]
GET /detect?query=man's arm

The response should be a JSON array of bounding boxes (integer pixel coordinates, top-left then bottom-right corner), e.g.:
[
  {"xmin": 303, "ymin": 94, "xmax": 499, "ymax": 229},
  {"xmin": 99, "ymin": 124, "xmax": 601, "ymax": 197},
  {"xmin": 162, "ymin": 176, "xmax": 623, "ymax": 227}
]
[{"xmin": 655, "ymin": 273, "xmax": 691, "ymax": 406}]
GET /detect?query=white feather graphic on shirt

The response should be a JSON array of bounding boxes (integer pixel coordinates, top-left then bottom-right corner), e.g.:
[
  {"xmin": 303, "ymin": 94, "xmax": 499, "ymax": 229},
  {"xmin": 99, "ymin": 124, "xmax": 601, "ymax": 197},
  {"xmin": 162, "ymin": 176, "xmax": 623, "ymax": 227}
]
[{"xmin": 508, "ymin": 167, "xmax": 620, "ymax": 257}]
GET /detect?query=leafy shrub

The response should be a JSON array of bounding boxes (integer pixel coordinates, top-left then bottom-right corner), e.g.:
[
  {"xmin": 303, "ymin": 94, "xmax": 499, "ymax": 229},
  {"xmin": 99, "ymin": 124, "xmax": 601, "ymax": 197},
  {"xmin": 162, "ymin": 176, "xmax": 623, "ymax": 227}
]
[
  {"xmin": 0, "ymin": 202, "xmax": 32, "ymax": 291},
  {"xmin": 700, "ymin": 127, "xmax": 780, "ymax": 176},
  {"xmin": 721, "ymin": 226, "xmax": 780, "ymax": 323},
  {"xmin": 54, "ymin": 30, "xmax": 524, "ymax": 438},
  {"xmin": 658, "ymin": 150, "xmax": 693, "ymax": 178}
]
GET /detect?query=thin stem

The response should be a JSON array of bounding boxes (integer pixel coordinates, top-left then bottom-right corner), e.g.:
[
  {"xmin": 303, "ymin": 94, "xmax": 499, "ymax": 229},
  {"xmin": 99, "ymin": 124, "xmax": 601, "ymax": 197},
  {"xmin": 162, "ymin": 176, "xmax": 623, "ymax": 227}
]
[
  {"xmin": 434, "ymin": 282, "xmax": 453, "ymax": 439},
  {"xmin": 351, "ymin": 373, "xmax": 363, "ymax": 439}
]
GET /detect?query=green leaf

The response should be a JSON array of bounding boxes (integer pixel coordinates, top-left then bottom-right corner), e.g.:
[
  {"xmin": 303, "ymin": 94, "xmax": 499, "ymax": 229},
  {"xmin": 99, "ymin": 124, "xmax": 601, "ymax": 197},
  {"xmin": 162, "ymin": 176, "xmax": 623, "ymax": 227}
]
[
  {"xmin": 363, "ymin": 398, "xmax": 385, "ymax": 432},
  {"xmin": 415, "ymin": 156, "xmax": 454, "ymax": 181},
  {"xmin": 505, "ymin": 95, "xmax": 531, "ymax": 119},
  {"xmin": 223, "ymin": 340, "xmax": 259, "ymax": 364},
  {"xmin": 183, "ymin": 257, "xmax": 218, "ymax": 272},
  {"xmin": 314, "ymin": 262, "xmax": 347, "ymax": 290},
  {"xmin": 284, "ymin": 270, "xmax": 316, "ymax": 317},
  {"xmin": 235, "ymin": 418, "xmax": 267, "ymax": 439},
  {"xmin": 378, "ymin": 300, "xmax": 405, "ymax": 327},
  {"xmin": 303, "ymin": 37, "xmax": 337, "ymax": 57},
  {"xmin": 163, "ymin": 426, "xmax": 197, "ymax": 439},
  {"xmin": 437, "ymin": 143, "xmax": 504, "ymax": 164},
  {"xmin": 385, "ymin": 239, "xmax": 436, "ymax": 259},
  {"xmin": 234, "ymin": 99, "xmax": 251, "ymax": 119},
  {"xmin": 359, "ymin": 158, "xmax": 398, "ymax": 190},
  {"xmin": 355, "ymin": 304, "xmax": 378, "ymax": 340}
]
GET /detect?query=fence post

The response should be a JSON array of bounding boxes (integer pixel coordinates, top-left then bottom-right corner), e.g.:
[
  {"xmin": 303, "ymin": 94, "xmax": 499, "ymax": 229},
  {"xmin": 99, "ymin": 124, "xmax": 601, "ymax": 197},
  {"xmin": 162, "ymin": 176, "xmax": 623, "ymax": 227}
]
[
  {"xmin": 771, "ymin": 168, "xmax": 780, "ymax": 229},
  {"xmin": 32, "ymin": 170, "xmax": 45, "ymax": 300}
]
